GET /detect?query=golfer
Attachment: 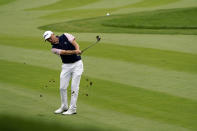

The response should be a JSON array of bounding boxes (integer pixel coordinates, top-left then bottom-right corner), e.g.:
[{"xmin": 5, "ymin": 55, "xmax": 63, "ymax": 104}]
[{"xmin": 43, "ymin": 31, "xmax": 83, "ymax": 115}]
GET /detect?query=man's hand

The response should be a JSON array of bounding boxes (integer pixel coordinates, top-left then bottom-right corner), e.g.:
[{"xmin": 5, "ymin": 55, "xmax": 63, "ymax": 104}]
[{"xmin": 75, "ymin": 50, "xmax": 81, "ymax": 55}]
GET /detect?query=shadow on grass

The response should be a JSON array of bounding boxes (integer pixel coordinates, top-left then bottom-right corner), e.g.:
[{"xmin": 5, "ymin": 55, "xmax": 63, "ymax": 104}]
[{"xmin": 0, "ymin": 114, "xmax": 101, "ymax": 131}]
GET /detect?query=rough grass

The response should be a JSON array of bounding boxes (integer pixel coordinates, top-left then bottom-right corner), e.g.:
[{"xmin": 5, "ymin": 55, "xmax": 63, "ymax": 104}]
[{"xmin": 40, "ymin": 7, "xmax": 197, "ymax": 35}]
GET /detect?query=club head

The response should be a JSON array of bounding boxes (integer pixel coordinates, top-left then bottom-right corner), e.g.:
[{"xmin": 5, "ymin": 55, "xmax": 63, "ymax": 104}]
[{"xmin": 96, "ymin": 35, "xmax": 101, "ymax": 42}]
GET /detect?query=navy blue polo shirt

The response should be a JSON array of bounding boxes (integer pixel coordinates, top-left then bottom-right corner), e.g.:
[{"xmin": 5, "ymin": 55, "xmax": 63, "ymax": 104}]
[{"xmin": 52, "ymin": 34, "xmax": 81, "ymax": 63}]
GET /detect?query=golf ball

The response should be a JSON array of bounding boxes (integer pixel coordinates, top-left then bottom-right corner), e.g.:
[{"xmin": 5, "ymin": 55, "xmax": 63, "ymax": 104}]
[{"xmin": 106, "ymin": 13, "xmax": 110, "ymax": 16}]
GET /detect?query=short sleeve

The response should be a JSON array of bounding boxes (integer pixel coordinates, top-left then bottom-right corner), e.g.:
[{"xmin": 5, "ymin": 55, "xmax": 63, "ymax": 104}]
[{"xmin": 64, "ymin": 33, "xmax": 75, "ymax": 43}]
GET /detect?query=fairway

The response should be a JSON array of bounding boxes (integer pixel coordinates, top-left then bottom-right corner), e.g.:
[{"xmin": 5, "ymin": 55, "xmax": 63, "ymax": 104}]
[{"xmin": 0, "ymin": 0, "xmax": 197, "ymax": 131}]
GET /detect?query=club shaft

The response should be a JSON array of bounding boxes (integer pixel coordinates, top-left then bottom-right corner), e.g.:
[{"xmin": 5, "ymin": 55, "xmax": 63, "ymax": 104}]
[{"xmin": 81, "ymin": 41, "xmax": 99, "ymax": 52}]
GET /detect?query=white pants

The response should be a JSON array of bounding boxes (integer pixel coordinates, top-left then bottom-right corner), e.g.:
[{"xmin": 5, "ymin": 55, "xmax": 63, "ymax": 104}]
[{"xmin": 60, "ymin": 60, "xmax": 83, "ymax": 111}]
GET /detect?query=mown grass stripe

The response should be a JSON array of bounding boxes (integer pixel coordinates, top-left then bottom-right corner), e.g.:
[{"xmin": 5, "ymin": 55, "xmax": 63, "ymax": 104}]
[
  {"xmin": 0, "ymin": 0, "xmax": 16, "ymax": 6},
  {"xmin": 28, "ymin": 0, "xmax": 99, "ymax": 11},
  {"xmin": 0, "ymin": 60, "xmax": 196, "ymax": 130},
  {"xmin": 1, "ymin": 39, "xmax": 197, "ymax": 74},
  {"xmin": 0, "ymin": 83, "xmax": 113, "ymax": 130},
  {"xmin": 2, "ymin": 33, "xmax": 197, "ymax": 55},
  {"xmin": 1, "ymin": 45, "xmax": 197, "ymax": 101},
  {"xmin": 0, "ymin": 84, "xmax": 187, "ymax": 131},
  {"xmin": 0, "ymin": 45, "xmax": 197, "ymax": 100},
  {"xmin": 1, "ymin": 0, "xmax": 197, "ymax": 130},
  {"xmin": 103, "ymin": 7, "xmax": 197, "ymax": 29},
  {"xmin": 83, "ymin": 56, "xmax": 197, "ymax": 101},
  {"xmin": 76, "ymin": 33, "xmax": 197, "ymax": 55},
  {"xmin": 40, "ymin": 7, "xmax": 197, "ymax": 35},
  {"xmin": 126, "ymin": 0, "xmax": 180, "ymax": 8},
  {"xmin": 80, "ymin": 41, "xmax": 197, "ymax": 74}
]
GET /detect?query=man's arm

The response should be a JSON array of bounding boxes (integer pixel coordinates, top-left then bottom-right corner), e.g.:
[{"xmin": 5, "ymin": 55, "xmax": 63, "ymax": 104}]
[
  {"xmin": 51, "ymin": 48, "xmax": 80, "ymax": 55},
  {"xmin": 52, "ymin": 33, "xmax": 81, "ymax": 55},
  {"xmin": 60, "ymin": 49, "xmax": 81, "ymax": 55},
  {"xmin": 71, "ymin": 40, "xmax": 80, "ymax": 50},
  {"xmin": 64, "ymin": 33, "xmax": 81, "ymax": 52}
]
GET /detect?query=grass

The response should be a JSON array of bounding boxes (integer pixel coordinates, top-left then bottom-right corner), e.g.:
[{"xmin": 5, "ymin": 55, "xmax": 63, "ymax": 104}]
[
  {"xmin": 0, "ymin": 0, "xmax": 197, "ymax": 130},
  {"xmin": 40, "ymin": 7, "xmax": 197, "ymax": 35},
  {"xmin": 126, "ymin": 0, "xmax": 180, "ymax": 8},
  {"xmin": 80, "ymin": 41, "xmax": 197, "ymax": 74},
  {"xmin": 0, "ymin": 0, "xmax": 15, "ymax": 6},
  {"xmin": 0, "ymin": 114, "xmax": 104, "ymax": 131},
  {"xmin": 28, "ymin": 0, "xmax": 99, "ymax": 10},
  {"xmin": 103, "ymin": 7, "xmax": 197, "ymax": 29},
  {"xmin": 1, "ymin": 60, "xmax": 197, "ymax": 130}
]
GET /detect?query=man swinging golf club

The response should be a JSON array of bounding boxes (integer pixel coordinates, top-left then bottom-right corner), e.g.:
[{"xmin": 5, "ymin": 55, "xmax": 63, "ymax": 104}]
[{"xmin": 43, "ymin": 31, "xmax": 83, "ymax": 115}]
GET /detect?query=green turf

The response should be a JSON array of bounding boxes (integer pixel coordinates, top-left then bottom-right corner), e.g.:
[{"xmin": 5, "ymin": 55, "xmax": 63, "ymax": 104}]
[
  {"xmin": 40, "ymin": 7, "xmax": 197, "ymax": 35},
  {"xmin": 29, "ymin": 0, "xmax": 99, "ymax": 10},
  {"xmin": 103, "ymin": 7, "xmax": 197, "ymax": 29},
  {"xmin": 0, "ymin": 0, "xmax": 197, "ymax": 130},
  {"xmin": 0, "ymin": 0, "xmax": 16, "ymax": 6},
  {"xmin": 41, "ymin": 8, "xmax": 114, "ymax": 20},
  {"xmin": 0, "ymin": 114, "xmax": 102, "ymax": 131},
  {"xmin": 126, "ymin": 0, "xmax": 180, "ymax": 8},
  {"xmin": 0, "ymin": 60, "xmax": 196, "ymax": 130},
  {"xmin": 80, "ymin": 42, "xmax": 197, "ymax": 74}
]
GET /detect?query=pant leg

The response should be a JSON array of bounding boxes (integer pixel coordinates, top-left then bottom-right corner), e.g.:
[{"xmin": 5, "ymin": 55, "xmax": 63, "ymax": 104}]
[
  {"xmin": 60, "ymin": 64, "xmax": 72, "ymax": 109},
  {"xmin": 70, "ymin": 60, "xmax": 84, "ymax": 110}
]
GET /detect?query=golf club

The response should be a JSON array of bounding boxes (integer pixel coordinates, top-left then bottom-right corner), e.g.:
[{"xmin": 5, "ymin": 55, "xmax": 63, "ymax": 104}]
[{"xmin": 80, "ymin": 35, "xmax": 101, "ymax": 55}]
